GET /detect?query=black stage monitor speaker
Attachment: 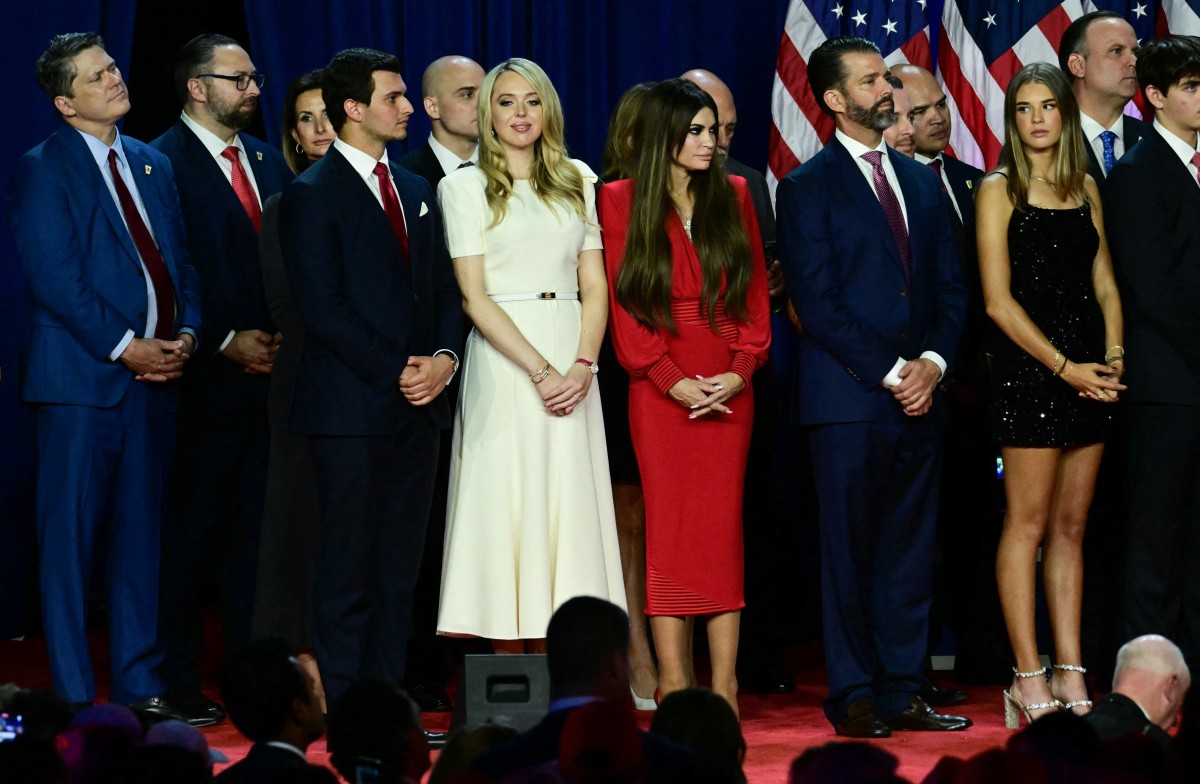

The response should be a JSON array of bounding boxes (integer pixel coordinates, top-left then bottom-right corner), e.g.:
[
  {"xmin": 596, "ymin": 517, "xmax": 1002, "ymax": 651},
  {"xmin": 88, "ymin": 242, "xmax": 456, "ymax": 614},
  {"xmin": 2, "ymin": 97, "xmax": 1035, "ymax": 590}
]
[{"xmin": 449, "ymin": 653, "xmax": 551, "ymax": 733}]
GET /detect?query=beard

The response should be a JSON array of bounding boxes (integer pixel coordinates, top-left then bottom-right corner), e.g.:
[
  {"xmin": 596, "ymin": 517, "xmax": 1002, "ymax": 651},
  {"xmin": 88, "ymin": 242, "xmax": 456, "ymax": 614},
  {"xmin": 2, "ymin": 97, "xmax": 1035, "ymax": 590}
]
[
  {"xmin": 206, "ymin": 84, "xmax": 257, "ymax": 131},
  {"xmin": 845, "ymin": 93, "xmax": 897, "ymax": 131}
]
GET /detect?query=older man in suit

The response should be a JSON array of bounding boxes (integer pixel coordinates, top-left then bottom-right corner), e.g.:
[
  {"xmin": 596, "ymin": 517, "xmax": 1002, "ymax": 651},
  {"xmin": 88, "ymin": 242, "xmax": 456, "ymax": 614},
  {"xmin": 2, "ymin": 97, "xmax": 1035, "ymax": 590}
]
[
  {"xmin": 9, "ymin": 33, "xmax": 200, "ymax": 718},
  {"xmin": 1107, "ymin": 35, "xmax": 1200, "ymax": 677},
  {"xmin": 150, "ymin": 33, "xmax": 294, "ymax": 720},
  {"xmin": 777, "ymin": 37, "xmax": 969, "ymax": 738},
  {"xmin": 399, "ymin": 55, "xmax": 484, "ymax": 189},
  {"xmin": 281, "ymin": 47, "xmax": 462, "ymax": 704}
]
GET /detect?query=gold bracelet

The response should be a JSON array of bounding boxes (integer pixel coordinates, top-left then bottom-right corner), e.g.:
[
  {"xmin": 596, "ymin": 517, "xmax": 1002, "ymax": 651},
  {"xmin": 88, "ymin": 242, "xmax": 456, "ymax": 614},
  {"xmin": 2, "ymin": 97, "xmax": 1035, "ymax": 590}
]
[
  {"xmin": 1051, "ymin": 350, "xmax": 1063, "ymax": 376},
  {"xmin": 1105, "ymin": 345, "xmax": 1125, "ymax": 365},
  {"xmin": 529, "ymin": 361, "xmax": 550, "ymax": 384}
]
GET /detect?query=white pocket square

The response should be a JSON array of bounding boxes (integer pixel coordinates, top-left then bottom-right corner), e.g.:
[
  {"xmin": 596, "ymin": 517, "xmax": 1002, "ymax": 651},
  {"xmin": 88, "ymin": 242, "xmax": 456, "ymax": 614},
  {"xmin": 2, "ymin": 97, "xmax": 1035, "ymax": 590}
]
[{"xmin": 419, "ymin": 201, "xmax": 429, "ymax": 217}]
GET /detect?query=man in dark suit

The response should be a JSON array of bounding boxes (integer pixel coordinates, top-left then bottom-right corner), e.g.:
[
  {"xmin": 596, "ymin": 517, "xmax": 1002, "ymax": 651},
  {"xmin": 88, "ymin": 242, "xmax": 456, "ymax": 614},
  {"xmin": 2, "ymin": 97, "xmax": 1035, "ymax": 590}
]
[
  {"xmin": 1085, "ymin": 634, "xmax": 1190, "ymax": 747},
  {"xmin": 893, "ymin": 63, "xmax": 1007, "ymax": 693},
  {"xmin": 1059, "ymin": 12, "xmax": 1149, "ymax": 182},
  {"xmin": 9, "ymin": 33, "xmax": 201, "ymax": 718},
  {"xmin": 1107, "ymin": 35, "xmax": 1200, "ymax": 676},
  {"xmin": 776, "ymin": 37, "xmax": 969, "ymax": 738},
  {"xmin": 280, "ymin": 47, "xmax": 462, "ymax": 704},
  {"xmin": 397, "ymin": 53, "xmax": 484, "ymax": 714},
  {"xmin": 398, "ymin": 55, "xmax": 484, "ymax": 189},
  {"xmin": 474, "ymin": 597, "xmax": 692, "ymax": 781},
  {"xmin": 216, "ymin": 640, "xmax": 326, "ymax": 784},
  {"xmin": 151, "ymin": 34, "xmax": 294, "ymax": 721}
]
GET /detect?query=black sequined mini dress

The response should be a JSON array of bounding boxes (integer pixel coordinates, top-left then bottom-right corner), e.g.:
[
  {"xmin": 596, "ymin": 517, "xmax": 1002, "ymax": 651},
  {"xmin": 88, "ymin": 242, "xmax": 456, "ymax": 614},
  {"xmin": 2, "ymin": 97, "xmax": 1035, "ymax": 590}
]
[{"xmin": 990, "ymin": 202, "xmax": 1112, "ymax": 447}]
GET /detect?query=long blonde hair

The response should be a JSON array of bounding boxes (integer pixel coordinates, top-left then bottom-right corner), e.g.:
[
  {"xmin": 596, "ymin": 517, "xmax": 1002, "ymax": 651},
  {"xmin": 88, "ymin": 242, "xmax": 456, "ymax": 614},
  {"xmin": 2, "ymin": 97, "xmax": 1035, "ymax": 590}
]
[
  {"xmin": 476, "ymin": 57, "xmax": 585, "ymax": 227},
  {"xmin": 998, "ymin": 63, "xmax": 1089, "ymax": 209}
]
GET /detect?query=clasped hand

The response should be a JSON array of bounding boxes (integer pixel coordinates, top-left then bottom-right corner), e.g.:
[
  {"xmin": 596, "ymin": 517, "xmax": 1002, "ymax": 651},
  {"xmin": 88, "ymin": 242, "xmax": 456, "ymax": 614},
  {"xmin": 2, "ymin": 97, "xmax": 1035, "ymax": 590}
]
[
  {"xmin": 1063, "ymin": 361, "xmax": 1126, "ymax": 403},
  {"xmin": 399, "ymin": 354, "xmax": 456, "ymax": 406},
  {"xmin": 120, "ymin": 336, "xmax": 192, "ymax": 382},
  {"xmin": 889, "ymin": 358, "xmax": 940, "ymax": 417},
  {"xmin": 223, "ymin": 329, "xmax": 280, "ymax": 374},
  {"xmin": 669, "ymin": 372, "xmax": 745, "ymax": 419},
  {"xmin": 540, "ymin": 363, "xmax": 593, "ymax": 417}
]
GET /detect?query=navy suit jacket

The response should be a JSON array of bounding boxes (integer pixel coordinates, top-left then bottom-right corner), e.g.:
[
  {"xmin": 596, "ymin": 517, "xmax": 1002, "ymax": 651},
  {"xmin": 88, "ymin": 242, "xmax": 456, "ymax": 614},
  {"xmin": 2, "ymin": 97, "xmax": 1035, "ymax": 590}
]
[
  {"xmin": 777, "ymin": 138, "xmax": 966, "ymax": 425},
  {"xmin": 10, "ymin": 125, "xmax": 200, "ymax": 408},
  {"xmin": 280, "ymin": 146, "xmax": 463, "ymax": 435},
  {"xmin": 1084, "ymin": 115, "xmax": 1150, "ymax": 183},
  {"xmin": 940, "ymin": 154, "xmax": 987, "ymax": 370},
  {"xmin": 1105, "ymin": 127, "xmax": 1200, "ymax": 406},
  {"xmin": 151, "ymin": 120, "xmax": 293, "ymax": 412},
  {"xmin": 397, "ymin": 140, "xmax": 447, "ymax": 192}
]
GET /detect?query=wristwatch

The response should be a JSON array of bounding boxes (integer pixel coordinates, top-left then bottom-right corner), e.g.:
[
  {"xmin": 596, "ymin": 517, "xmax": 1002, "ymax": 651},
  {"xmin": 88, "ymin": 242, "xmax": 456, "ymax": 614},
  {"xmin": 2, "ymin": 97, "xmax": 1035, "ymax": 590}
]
[{"xmin": 575, "ymin": 357, "xmax": 599, "ymax": 375}]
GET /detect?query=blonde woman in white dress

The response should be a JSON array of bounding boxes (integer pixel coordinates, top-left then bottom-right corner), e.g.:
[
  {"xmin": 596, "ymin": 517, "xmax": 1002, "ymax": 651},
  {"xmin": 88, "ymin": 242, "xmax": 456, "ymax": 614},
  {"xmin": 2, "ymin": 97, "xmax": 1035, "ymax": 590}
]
[{"xmin": 436, "ymin": 58, "xmax": 626, "ymax": 652}]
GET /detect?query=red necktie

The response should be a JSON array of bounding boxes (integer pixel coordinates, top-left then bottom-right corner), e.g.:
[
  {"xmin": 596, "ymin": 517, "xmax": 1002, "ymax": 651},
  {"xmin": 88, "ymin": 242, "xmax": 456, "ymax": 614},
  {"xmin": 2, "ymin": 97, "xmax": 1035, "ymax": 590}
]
[
  {"xmin": 1192, "ymin": 152, "xmax": 1200, "ymax": 188},
  {"xmin": 107, "ymin": 149, "xmax": 175, "ymax": 340},
  {"xmin": 221, "ymin": 146, "xmax": 262, "ymax": 232},
  {"xmin": 373, "ymin": 162, "xmax": 410, "ymax": 270},
  {"xmin": 863, "ymin": 150, "xmax": 911, "ymax": 283},
  {"xmin": 928, "ymin": 158, "xmax": 948, "ymax": 192}
]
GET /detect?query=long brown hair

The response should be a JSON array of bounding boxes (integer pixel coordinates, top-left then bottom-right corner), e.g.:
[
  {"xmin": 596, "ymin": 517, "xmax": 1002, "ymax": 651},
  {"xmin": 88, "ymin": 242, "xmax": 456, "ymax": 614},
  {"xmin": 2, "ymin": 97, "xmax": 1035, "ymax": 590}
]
[
  {"xmin": 281, "ymin": 70, "xmax": 323, "ymax": 174},
  {"xmin": 998, "ymin": 63, "xmax": 1088, "ymax": 209},
  {"xmin": 615, "ymin": 79, "xmax": 752, "ymax": 333},
  {"xmin": 601, "ymin": 82, "xmax": 655, "ymax": 182}
]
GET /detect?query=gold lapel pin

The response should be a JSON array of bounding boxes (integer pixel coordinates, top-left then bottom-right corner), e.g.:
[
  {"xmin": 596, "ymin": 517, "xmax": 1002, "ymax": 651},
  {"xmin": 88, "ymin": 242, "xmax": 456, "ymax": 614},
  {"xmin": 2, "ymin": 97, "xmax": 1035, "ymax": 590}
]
[
  {"xmin": 256, "ymin": 152, "xmax": 263, "ymax": 161},
  {"xmin": 144, "ymin": 165, "xmax": 152, "ymax": 175},
  {"xmin": 966, "ymin": 181, "xmax": 973, "ymax": 190}
]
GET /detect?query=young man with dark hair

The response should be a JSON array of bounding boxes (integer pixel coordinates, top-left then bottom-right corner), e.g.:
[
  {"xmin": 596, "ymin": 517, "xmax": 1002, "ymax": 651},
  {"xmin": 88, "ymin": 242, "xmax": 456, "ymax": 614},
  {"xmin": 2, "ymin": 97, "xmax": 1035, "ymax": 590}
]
[
  {"xmin": 12, "ymin": 32, "xmax": 200, "ymax": 721},
  {"xmin": 1107, "ymin": 35, "xmax": 1200, "ymax": 679},
  {"xmin": 217, "ymin": 640, "xmax": 326, "ymax": 783}
]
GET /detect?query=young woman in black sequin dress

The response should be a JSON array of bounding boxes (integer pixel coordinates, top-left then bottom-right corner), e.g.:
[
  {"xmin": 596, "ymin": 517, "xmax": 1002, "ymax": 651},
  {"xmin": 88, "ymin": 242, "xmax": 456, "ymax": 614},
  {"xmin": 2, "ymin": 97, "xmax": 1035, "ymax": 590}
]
[{"xmin": 975, "ymin": 63, "xmax": 1125, "ymax": 727}]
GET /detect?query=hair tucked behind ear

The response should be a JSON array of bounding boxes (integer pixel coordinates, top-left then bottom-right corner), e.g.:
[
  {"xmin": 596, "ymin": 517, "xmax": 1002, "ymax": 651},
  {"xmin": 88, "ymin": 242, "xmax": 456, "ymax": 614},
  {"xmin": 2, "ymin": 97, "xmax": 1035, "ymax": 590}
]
[
  {"xmin": 476, "ymin": 58, "xmax": 586, "ymax": 227},
  {"xmin": 615, "ymin": 78, "xmax": 752, "ymax": 333}
]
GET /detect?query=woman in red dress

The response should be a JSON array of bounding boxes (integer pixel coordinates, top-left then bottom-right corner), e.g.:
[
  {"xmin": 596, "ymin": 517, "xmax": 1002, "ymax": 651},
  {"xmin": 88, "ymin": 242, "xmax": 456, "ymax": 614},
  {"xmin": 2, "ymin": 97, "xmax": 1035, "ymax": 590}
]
[{"xmin": 599, "ymin": 78, "xmax": 770, "ymax": 713}]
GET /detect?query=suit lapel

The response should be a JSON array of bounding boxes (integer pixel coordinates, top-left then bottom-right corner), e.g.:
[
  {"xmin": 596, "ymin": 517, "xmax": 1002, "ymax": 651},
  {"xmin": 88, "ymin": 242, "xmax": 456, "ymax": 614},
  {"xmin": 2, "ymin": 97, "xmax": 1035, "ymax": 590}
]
[
  {"xmin": 328, "ymin": 148, "xmax": 409, "ymax": 270},
  {"xmin": 1148, "ymin": 130, "xmax": 1200, "ymax": 209},
  {"xmin": 829, "ymin": 140, "xmax": 905, "ymax": 274},
  {"xmin": 60, "ymin": 128, "xmax": 143, "ymax": 271},
  {"xmin": 176, "ymin": 121, "xmax": 257, "ymax": 231},
  {"xmin": 392, "ymin": 163, "xmax": 423, "ymax": 285}
]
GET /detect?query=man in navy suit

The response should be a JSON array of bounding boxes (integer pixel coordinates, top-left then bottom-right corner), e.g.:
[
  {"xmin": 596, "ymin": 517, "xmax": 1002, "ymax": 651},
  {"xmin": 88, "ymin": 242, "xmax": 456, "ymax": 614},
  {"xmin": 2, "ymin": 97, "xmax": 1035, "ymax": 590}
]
[
  {"xmin": 1059, "ymin": 12, "xmax": 1149, "ymax": 183},
  {"xmin": 9, "ymin": 33, "xmax": 200, "ymax": 716},
  {"xmin": 151, "ymin": 33, "xmax": 294, "ymax": 719},
  {"xmin": 1107, "ymin": 36, "xmax": 1200, "ymax": 677},
  {"xmin": 776, "ymin": 37, "xmax": 969, "ymax": 737},
  {"xmin": 280, "ymin": 48, "xmax": 462, "ymax": 703}
]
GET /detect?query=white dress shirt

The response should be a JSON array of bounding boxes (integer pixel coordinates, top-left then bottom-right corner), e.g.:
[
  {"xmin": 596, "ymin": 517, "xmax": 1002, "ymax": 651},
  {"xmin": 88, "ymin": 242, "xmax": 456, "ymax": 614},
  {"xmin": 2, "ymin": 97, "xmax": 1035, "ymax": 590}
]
[
  {"xmin": 914, "ymin": 150, "xmax": 964, "ymax": 222},
  {"xmin": 1080, "ymin": 112, "xmax": 1128, "ymax": 178},
  {"xmin": 1153, "ymin": 119, "xmax": 1200, "ymax": 185},
  {"xmin": 427, "ymin": 134, "xmax": 478, "ymax": 176}
]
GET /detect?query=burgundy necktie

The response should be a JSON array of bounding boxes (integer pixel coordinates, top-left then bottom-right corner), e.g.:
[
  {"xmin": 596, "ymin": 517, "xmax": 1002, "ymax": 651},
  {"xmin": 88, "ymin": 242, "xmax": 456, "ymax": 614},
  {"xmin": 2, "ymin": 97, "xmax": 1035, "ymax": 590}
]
[
  {"xmin": 108, "ymin": 149, "xmax": 175, "ymax": 340},
  {"xmin": 928, "ymin": 158, "xmax": 948, "ymax": 192},
  {"xmin": 373, "ymin": 162, "xmax": 411, "ymax": 270},
  {"xmin": 221, "ymin": 146, "xmax": 262, "ymax": 232},
  {"xmin": 1192, "ymin": 152, "xmax": 1200, "ymax": 188},
  {"xmin": 863, "ymin": 150, "xmax": 911, "ymax": 283}
]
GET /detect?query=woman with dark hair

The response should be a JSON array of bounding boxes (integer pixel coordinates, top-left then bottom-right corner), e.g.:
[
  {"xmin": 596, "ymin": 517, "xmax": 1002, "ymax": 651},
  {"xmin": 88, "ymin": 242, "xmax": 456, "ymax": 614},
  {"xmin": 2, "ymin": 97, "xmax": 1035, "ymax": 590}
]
[
  {"xmin": 436, "ymin": 58, "xmax": 625, "ymax": 650},
  {"xmin": 599, "ymin": 81, "xmax": 660, "ymax": 710},
  {"xmin": 599, "ymin": 78, "xmax": 770, "ymax": 712},
  {"xmin": 976, "ymin": 62, "xmax": 1125, "ymax": 726},
  {"xmin": 253, "ymin": 69, "xmax": 335, "ymax": 709}
]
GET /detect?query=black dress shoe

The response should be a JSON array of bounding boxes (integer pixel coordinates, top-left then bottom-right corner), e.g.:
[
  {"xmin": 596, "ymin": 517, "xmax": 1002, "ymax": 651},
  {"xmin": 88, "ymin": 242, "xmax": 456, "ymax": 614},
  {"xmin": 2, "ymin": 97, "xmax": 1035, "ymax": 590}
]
[
  {"xmin": 741, "ymin": 665, "xmax": 797, "ymax": 694},
  {"xmin": 424, "ymin": 729, "xmax": 448, "ymax": 749},
  {"xmin": 833, "ymin": 698, "xmax": 891, "ymax": 738},
  {"xmin": 129, "ymin": 692, "xmax": 225, "ymax": 728},
  {"xmin": 409, "ymin": 682, "xmax": 452, "ymax": 712},
  {"xmin": 886, "ymin": 695, "xmax": 972, "ymax": 731},
  {"xmin": 920, "ymin": 681, "xmax": 969, "ymax": 707}
]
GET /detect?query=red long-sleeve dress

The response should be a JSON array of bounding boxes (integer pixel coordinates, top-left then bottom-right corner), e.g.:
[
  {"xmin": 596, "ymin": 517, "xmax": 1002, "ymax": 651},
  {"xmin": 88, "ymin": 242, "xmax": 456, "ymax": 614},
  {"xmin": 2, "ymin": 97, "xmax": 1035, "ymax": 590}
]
[{"xmin": 599, "ymin": 176, "xmax": 771, "ymax": 615}]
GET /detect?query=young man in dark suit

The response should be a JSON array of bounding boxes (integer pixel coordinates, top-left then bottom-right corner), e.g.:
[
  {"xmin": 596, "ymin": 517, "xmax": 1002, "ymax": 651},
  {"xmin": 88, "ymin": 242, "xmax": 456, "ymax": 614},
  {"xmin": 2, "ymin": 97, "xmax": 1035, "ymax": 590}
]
[
  {"xmin": 1107, "ymin": 35, "xmax": 1200, "ymax": 677},
  {"xmin": 280, "ymin": 47, "xmax": 462, "ymax": 705},
  {"xmin": 151, "ymin": 33, "xmax": 294, "ymax": 723},
  {"xmin": 776, "ymin": 36, "xmax": 969, "ymax": 738},
  {"xmin": 398, "ymin": 55, "xmax": 485, "ymax": 189},
  {"xmin": 10, "ymin": 33, "xmax": 201, "ymax": 719}
]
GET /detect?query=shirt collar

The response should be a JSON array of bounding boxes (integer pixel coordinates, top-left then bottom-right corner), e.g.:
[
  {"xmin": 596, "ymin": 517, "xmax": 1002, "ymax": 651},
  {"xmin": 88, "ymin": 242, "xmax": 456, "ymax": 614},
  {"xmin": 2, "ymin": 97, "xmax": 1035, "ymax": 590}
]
[
  {"xmin": 835, "ymin": 128, "xmax": 889, "ymax": 160},
  {"xmin": 180, "ymin": 110, "xmax": 246, "ymax": 159},
  {"xmin": 1153, "ymin": 119, "xmax": 1200, "ymax": 167},
  {"xmin": 264, "ymin": 741, "xmax": 306, "ymax": 761},
  {"xmin": 77, "ymin": 127, "xmax": 125, "ymax": 168},
  {"xmin": 913, "ymin": 151, "xmax": 941, "ymax": 166},
  {"xmin": 427, "ymin": 134, "xmax": 478, "ymax": 175},
  {"xmin": 334, "ymin": 137, "xmax": 390, "ymax": 179},
  {"xmin": 1080, "ymin": 112, "xmax": 1123, "ymax": 144}
]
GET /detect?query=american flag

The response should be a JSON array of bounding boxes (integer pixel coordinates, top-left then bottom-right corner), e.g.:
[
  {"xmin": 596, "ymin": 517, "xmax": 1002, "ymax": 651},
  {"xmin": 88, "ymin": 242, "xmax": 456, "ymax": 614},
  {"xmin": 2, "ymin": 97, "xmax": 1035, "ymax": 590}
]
[{"xmin": 768, "ymin": 1, "xmax": 1200, "ymax": 191}]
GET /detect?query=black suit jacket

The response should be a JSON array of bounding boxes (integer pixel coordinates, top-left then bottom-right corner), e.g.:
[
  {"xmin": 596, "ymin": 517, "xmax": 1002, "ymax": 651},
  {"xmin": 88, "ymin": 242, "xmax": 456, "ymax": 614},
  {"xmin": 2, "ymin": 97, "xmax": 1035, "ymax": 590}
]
[
  {"xmin": 151, "ymin": 120, "xmax": 294, "ymax": 413},
  {"xmin": 280, "ymin": 146, "xmax": 463, "ymax": 435},
  {"xmin": 397, "ymin": 140, "xmax": 448, "ymax": 192},
  {"xmin": 939, "ymin": 154, "xmax": 987, "ymax": 371},
  {"xmin": 1084, "ymin": 692, "xmax": 1172, "ymax": 747},
  {"xmin": 216, "ymin": 742, "xmax": 312, "ymax": 784},
  {"xmin": 724, "ymin": 156, "xmax": 776, "ymax": 244},
  {"xmin": 1084, "ymin": 115, "xmax": 1150, "ymax": 183},
  {"xmin": 1104, "ymin": 127, "xmax": 1200, "ymax": 406}
]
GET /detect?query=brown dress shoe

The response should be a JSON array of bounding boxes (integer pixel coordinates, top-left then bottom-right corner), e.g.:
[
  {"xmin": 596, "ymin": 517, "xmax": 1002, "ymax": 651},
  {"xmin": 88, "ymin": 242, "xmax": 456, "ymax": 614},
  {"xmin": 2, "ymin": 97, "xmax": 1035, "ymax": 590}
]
[
  {"xmin": 834, "ymin": 697, "xmax": 892, "ymax": 738},
  {"xmin": 886, "ymin": 695, "xmax": 972, "ymax": 731}
]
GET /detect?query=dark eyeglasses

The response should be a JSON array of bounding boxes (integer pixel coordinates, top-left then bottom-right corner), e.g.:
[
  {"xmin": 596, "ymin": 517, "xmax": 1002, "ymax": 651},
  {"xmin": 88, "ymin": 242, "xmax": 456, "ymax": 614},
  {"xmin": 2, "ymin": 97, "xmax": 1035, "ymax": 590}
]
[{"xmin": 194, "ymin": 72, "xmax": 265, "ymax": 91}]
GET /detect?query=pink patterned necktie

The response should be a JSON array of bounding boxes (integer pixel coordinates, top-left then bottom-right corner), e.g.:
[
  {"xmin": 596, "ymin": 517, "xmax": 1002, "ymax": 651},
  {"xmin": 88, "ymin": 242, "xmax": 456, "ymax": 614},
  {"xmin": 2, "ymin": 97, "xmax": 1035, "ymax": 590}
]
[
  {"xmin": 221, "ymin": 146, "xmax": 262, "ymax": 232},
  {"xmin": 1192, "ymin": 152, "xmax": 1200, "ymax": 188},
  {"xmin": 863, "ymin": 150, "xmax": 910, "ymax": 283}
]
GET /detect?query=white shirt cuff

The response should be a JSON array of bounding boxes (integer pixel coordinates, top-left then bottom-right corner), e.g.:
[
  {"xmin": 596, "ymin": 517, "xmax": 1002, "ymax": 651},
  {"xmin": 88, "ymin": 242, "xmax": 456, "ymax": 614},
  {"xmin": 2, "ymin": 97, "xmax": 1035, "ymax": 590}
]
[
  {"xmin": 110, "ymin": 329, "xmax": 136, "ymax": 361},
  {"xmin": 219, "ymin": 329, "xmax": 236, "ymax": 353},
  {"xmin": 882, "ymin": 356, "xmax": 906, "ymax": 388},
  {"xmin": 920, "ymin": 351, "xmax": 947, "ymax": 380}
]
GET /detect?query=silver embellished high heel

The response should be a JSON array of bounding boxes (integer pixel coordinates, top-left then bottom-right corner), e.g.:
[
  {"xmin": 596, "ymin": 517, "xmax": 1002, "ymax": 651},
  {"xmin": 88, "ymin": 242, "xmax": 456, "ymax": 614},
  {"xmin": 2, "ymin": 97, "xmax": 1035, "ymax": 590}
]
[
  {"xmin": 1052, "ymin": 664, "xmax": 1093, "ymax": 713},
  {"xmin": 630, "ymin": 684, "xmax": 657, "ymax": 711},
  {"xmin": 1002, "ymin": 666, "xmax": 1062, "ymax": 729}
]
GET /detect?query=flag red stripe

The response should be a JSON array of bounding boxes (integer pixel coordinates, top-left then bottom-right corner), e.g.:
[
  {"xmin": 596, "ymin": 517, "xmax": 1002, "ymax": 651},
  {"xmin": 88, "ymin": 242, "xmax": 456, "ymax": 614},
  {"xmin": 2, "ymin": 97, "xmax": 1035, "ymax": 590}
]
[
  {"xmin": 1036, "ymin": 5, "xmax": 1074, "ymax": 56},
  {"xmin": 776, "ymin": 31, "xmax": 836, "ymax": 143},
  {"xmin": 769, "ymin": 122, "xmax": 803, "ymax": 179},
  {"xmin": 938, "ymin": 26, "xmax": 1003, "ymax": 169},
  {"xmin": 900, "ymin": 31, "xmax": 932, "ymax": 70}
]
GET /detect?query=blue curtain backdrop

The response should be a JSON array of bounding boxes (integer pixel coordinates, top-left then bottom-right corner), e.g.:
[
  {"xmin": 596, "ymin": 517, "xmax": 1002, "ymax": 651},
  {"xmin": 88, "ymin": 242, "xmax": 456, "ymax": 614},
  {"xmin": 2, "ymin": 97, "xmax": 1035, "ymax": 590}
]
[{"xmin": 0, "ymin": 0, "xmax": 788, "ymax": 637}]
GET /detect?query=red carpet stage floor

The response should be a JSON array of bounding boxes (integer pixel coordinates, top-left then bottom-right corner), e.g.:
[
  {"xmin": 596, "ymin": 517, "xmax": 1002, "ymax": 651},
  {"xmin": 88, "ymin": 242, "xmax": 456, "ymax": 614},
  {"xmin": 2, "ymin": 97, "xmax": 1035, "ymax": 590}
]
[{"xmin": 0, "ymin": 632, "xmax": 1018, "ymax": 782}]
